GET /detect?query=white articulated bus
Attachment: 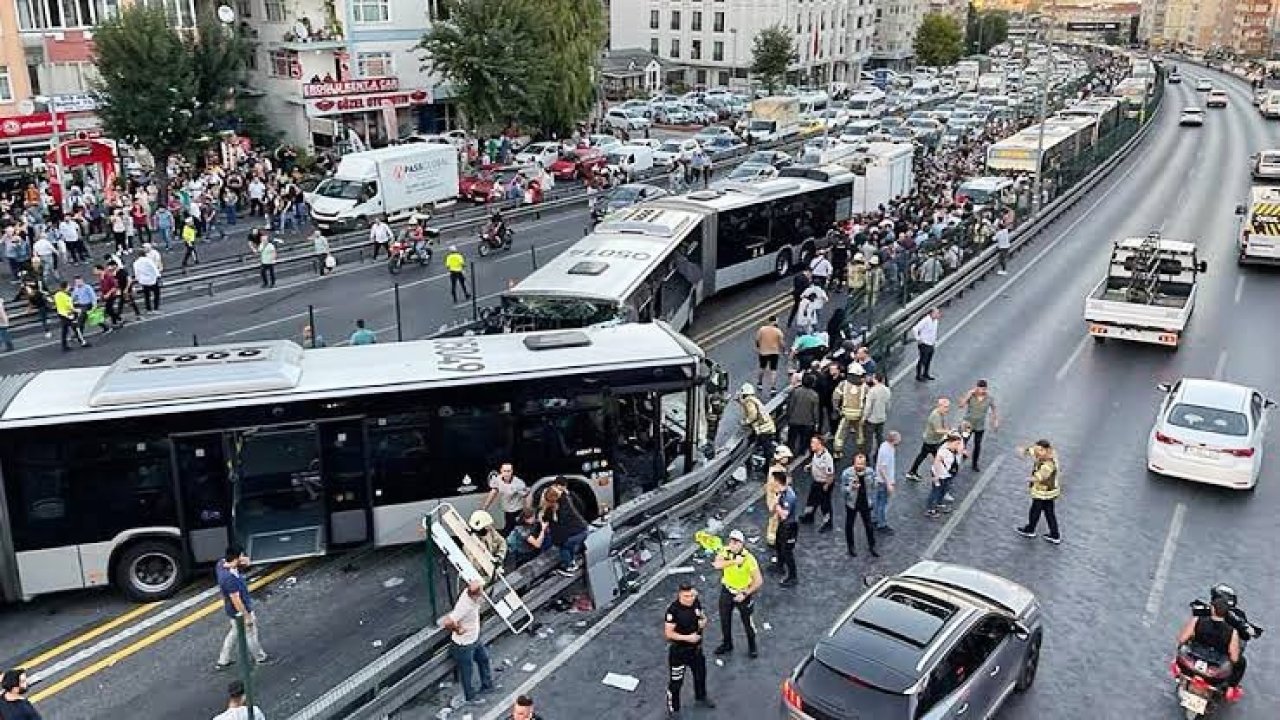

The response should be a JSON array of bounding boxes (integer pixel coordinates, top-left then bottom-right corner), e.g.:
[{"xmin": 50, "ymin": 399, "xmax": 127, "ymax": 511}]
[
  {"xmin": 498, "ymin": 168, "xmax": 855, "ymax": 332},
  {"xmin": 0, "ymin": 325, "xmax": 720, "ymax": 602}
]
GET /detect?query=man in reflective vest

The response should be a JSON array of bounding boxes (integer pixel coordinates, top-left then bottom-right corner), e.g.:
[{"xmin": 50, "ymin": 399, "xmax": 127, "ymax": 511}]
[
  {"xmin": 712, "ymin": 529, "xmax": 763, "ymax": 658},
  {"xmin": 737, "ymin": 383, "xmax": 777, "ymax": 476},
  {"xmin": 832, "ymin": 368, "xmax": 868, "ymax": 458}
]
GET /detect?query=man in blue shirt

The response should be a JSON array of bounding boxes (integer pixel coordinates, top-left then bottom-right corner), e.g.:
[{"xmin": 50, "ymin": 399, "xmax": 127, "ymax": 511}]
[
  {"xmin": 348, "ymin": 319, "xmax": 377, "ymax": 346},
  {"xmin": 215, "ymin": 546, "xmax": 272, "ymax": 670},
  {"xmin": 69, "ymin": 275, "xmax": 97, "ymax": 339}
]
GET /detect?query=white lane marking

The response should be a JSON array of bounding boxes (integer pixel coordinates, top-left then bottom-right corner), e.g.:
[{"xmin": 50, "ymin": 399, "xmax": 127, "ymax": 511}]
[
  {"xmin": 921, "ymin": 454, "xmax": 1009, "ymax": 560},
  {"xmin": 370, "ymin": 221, "xmax": 587, "ymax": 297},
  {"xmin": 28, "ymin": 584, "xmax": 221, "ymax": 684},
  {"xmin": 889, "ymin": 146, "xmax": 1149, "ymax": 388},
  {"xmin": 1143, "ymin": 502, "xmax": 1187, "ymax": 627},
  {"xmin": 220, "ymin": 308, "xmax": 324, "ymax": 338},
  {"xmin": 1234, "ymin": 275, "xmax": 1245, "ymax": 305},
  {"xmin": 1053, "ymin": 334, "xmax": 1092, "ymax": 382},
  {"xmin": 1213, "ymin": 349, "xmax": 1228, "ymax": 380},
  {"xmin": 477, "ymin": 480, "xmax": 764, "ymax": 720}
]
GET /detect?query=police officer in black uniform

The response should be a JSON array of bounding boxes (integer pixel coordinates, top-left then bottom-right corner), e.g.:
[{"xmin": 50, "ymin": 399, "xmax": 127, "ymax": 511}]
[{"xmin": 664, "ymin": 583, "xmax": 716, "ymax": 718}]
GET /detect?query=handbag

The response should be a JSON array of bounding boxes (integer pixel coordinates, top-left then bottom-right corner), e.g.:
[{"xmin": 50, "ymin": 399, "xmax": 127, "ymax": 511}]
[{"xmin": 85, "ymin": 306, "xmax": 106, "ymax": 328}]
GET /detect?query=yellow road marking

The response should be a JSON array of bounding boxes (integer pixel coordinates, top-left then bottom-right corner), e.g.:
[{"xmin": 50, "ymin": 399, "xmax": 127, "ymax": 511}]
[
  {"xmin": 18, "ymin": 602, "xmax": 163, "ymax": 669},
  {"xmin": 29, "ymin": 560, "xmax": 307, "ymax": 703},
  {"xmin": 694, "ymin": 295, "xmax": 792, "ymax": 350}
]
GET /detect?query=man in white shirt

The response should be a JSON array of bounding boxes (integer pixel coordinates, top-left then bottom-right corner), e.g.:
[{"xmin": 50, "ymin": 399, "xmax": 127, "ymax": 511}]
[
  {"xmin": 211, "ymin": 680, "xmax": 265, "ymax": 720},
  {"xmin": 481, "ymin": 462, "xmax": 529, "ymax": 531},
  {"xmin": 441, "ymin": 581, "xmax": 494, "ymax": 705},
  {"xmin": 33, "ymin": 233, "xmax": 56, "ymax": 274},
  {"xmin": 369, "ymin": 218, "xmax": 394, "ymax": 261},
  {"xmin": 873, "ymin": 431, "xmax": 900, "ymax": 533},
  {"xmin": 994, "ymin": 224, "xmax": 1012, "ymax": 275},
  {"xmin": 912, "ymin": 308, "xmax": 941, "ymax": 382},
  {"xmin": 132, "ymin": 251, "xmax": 162, "ymax": 313},
  {"xmin": 247, "ymin": 178, "xmax": 266, "ymax": 216},
  {"xmin": 925, "ymin": 433, "xmax": 965, "ymax": 518},
  {"xmin": 808, "ymin": 250, "xmax": 833, "ymax": 288},
  {"xmin": 802, "ymin": 435, "xmax": 837, "ymax": 531}
]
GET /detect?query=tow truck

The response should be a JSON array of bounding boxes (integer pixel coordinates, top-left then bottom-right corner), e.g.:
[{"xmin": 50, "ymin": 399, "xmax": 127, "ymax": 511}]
[{"xmin": 1083, "ymin": 233, "xmax": 1206, "ymax": 349}]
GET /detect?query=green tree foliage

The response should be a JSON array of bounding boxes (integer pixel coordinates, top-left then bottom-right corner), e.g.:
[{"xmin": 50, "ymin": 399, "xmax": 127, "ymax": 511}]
[
  {"xmin": 915, "ymin": 13, "xmax": 965, "ymax": 67},
  {"xmin": 751, "ymin": 25, "xmax": 797, "ymax": 94},
  {"xmin": 417, "ymin": 0, "xmax": 605, "ymax": 137},
  {"xmin": 92, "ymin": 6, "xmax": 253, "ymax": 191},
  {"xmin": 965, "ymin": 5, "xmax": 1009, "ymax": 55}
]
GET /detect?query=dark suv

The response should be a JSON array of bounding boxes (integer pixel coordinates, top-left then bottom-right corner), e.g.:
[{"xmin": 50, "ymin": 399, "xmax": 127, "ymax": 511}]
[{"xmin": 783, "ymin": 561, "xmax": 1042, "ymax": 720}]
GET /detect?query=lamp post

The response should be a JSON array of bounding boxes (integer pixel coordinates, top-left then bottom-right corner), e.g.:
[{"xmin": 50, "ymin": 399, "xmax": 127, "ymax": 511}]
[
  {"xmin": 34, "ymin": 95, "xmax": 65, "ymax": 213},
  {"xmin": 1031, "ymin": 10, "xmax": 1053, "ymax": 215},
  {"xmin": 730, "ymin": 28, "xmax": 739, "ymax": 90}
]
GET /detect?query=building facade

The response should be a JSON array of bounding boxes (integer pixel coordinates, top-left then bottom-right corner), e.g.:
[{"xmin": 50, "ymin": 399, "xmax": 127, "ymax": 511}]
[
  {"xmin": 609, "ymin": 0, "xmax": 877, "ymax": 91},
  {"xmin": 244, "ymin": 0, "xmax": 455, "ymax": 149},
  {"xmin": 1225, "ymin": 0, "xmax": 1275, "ymax": 57},
  {"xmin": 869, "ymin": 0, "xmax": 923, "ymax": 69}
]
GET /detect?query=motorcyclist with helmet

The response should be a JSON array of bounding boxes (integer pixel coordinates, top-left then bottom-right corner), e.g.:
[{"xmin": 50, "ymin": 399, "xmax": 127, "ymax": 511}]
[
  {"xmin": 485, "ymin": 210, "xmax": 510, "ymax": 246},
  {"xmin": 1176, "ymin": 584, "xmax": 1249, "ymax": 700}
]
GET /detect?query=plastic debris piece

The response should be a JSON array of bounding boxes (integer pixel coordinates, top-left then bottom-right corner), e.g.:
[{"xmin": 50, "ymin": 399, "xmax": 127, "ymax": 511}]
[
  {"xmin": 574, "ymin": 620, "xmax": 588, "ymax": 628},
  {"xmin": 601, "ymin": 673, "xmax": 640, "ymax": 692},
  {"xmin": 522, "ymin": 663, "xmax": 538, "ymax": 672},
  {"xmin": 284, "ymin": 576, "xmax": 298, "ymax": 587},
  {"xmin": 396, "ymin": 595, "xmax": 408, "ymax": 604},
  {"xmin": 762, "ymin": 622, "xmax": 773, "ymax": 631},
  {"xmin": 372, "ymin": 640, "xmax": 383, "ymax": 648},
  {"xmin": 436, "ymin": 708, "xmax": 452, "ymax": 720},
  {"xmin": 715, "ymin": 659, "xmax": 725, "ymax": 667},
  {"xmin": 502, "ymin": 658, "xmax": 513, "ymax": 667},
  {"xmin": 667, "ymin": 566, "xmax": 696, "ymax": 575},
  {"xmin": 383, "ymin": 576, "xmax": 405, "ymax": 589}
]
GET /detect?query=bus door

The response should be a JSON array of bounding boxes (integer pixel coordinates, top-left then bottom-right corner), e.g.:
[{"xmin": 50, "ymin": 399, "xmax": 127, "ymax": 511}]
[
  {"xmin": 229, "ymin": 424, "xmax": 327, "ymax": 564},
  {"xmin": 318, "ymin": 419, "xmax": 372, "ymax": 547},
  {"xmin": 173, "ymin": 433, "xmax": 233, "ymax": 567}
]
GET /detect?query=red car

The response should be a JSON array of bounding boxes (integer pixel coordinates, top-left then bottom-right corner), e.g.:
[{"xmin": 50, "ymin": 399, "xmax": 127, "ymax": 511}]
[
  {"xmin": 458, "ymin": 165, "xmax": 541, "ymax": 203},
  {"xmin": 548, "ymin": 147, "xmax": 607, "ymax": 181}
]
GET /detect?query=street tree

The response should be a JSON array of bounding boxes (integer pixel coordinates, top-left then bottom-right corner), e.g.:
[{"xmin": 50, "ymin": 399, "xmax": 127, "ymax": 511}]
[
  {"xmin": 914, "ymin": 13, "xmax": 965, "ymax": 67},
  {"xmin": 92, "ymin": 6, "xmax": 198, "ymax": 196},
  {"xmin": 524, "ymin": 0, "xmax": 606, "ymax": 137},
  {"xmin": 417, "ymin": 0, "xmax": 540, "ymax": 134},
  {"xmin": 965, "ymin": 5, "xmax": 1009, "ymax": 55},
  {"xmin": 93, "ymin": 6, "xmax": 254, "ymax": 197},
  {"xmin": 751, "ymin": 25, "xmax": 797, "ymax": 94}
]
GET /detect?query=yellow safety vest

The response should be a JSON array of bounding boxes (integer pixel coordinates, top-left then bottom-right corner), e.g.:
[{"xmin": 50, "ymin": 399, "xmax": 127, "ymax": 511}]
[
  {"xmin": 445, "ymin": 252, "xmax": 465, "ymax": 272},
  {"xmin": 719, "ymin": 549, "xmax": 758, "ymax": 592}
]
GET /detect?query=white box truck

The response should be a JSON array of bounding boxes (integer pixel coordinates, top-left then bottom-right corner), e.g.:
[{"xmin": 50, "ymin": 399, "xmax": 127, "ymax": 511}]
[
  {"xmin": 746, "ymin": 96, "xmax": 800, "ymax": 143},
  {"xmin": 850, "ymin": 142, "xmax": 915, "ymax": 213},
  {"xmin": 1083, "ymin": 233, "xmax": 1206, "ymax": 348},
  {"xmin": 309, "ymin": 144, "xmax": 459, "ymax": 234}
]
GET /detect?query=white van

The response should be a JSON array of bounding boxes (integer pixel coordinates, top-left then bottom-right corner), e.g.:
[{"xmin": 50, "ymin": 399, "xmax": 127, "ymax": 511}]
[
  {"xmin": 846, "ymin": 91, "xmax": 887, "ymax": 119},
  {"xmin": 1261, "ymin": 90, "xmax": 1280, "ymax": 120},
  {"xmin": 605, "ymin": 144, "xmax": 656, "ymax": 181},
  {"xmin": 907, "ymin": 79, "xmax": 940, "ymax": 105}
]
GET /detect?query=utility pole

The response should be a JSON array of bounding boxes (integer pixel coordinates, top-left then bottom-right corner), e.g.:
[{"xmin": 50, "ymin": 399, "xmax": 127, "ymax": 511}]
[{"xmin": 1031, "ymin": 6, "xmax": 1053, "ymax": 215}]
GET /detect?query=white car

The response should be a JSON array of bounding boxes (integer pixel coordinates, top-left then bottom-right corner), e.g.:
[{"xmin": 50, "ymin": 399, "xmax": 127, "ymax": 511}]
[
  {"xmin": 1195, "ymin": 78, "xmax": 1213, "ymax": 92},
  {"xmin": 402, "ymin": 130, "xmax": 468, "ymax": 150},
  {"xmin": 1206, "ymin": 90, "xmax": 1228, "ymax": 108},
  {"xmin": 587, "ymin": 134, "xmax": 622, "ymax": 151},
  {"xmin": 1179, "ymin": 107, "xmax": 1205, "ymax": 126},
  {"xmin": 653, "ymin": 138, "xmax": 700, "ymax": 168},
  {"xmin": 1147, "ymin": 378, "xmax": 1273, "ymax": 489},
  {"xmin": 514, "ymin": 141, "xmax": 561, "ymax": 168}
]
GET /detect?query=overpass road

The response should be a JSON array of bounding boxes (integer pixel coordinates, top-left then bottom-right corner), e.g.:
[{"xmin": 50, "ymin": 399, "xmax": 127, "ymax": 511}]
[{"xmin": 5, "ymin": 64, "xmax": 1280, "ymax": 720}]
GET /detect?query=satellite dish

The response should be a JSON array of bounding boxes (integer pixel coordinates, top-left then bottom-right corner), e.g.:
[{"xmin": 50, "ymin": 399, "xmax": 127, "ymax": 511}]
[
  {"xmin": 216, "ymin": 4, "xmax": 235, "ymax": 23},
  {"xmin": 292, "ymin": 21, "xmax": 310, "ymax": 40}
]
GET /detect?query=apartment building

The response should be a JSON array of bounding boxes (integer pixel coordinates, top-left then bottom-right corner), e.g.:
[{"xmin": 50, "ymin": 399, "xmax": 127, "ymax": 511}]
[
  {"xmin": 245, "ymin": 0, "xmax": 454, "ymax": 148},
  {"xmin": 610, "ymin": 0, "xmax": 877, "ymax": 91},
  {"xmin": 869, "ymin": 0, "xmax": 923, "ymax": 69},
  {"xmin": 1225, "ymin": 0, "xmax": 1275, "ymax": 57}
]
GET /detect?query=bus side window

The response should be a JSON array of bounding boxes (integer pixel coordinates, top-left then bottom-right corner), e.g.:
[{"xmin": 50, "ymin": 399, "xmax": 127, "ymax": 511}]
[
  {"xmin": 516, "ymin": 394, "xmax": 607, "ymax": 478},
  {"xmin": 367, "ymin": 412, "xmax": 434, "ymax": 505},
  {"xmin": 69, "ymin": 437, "xmax": 177, "ymax": 542},
  {"xmin": 432, "ymin": 403, "xmax": 513, "ymax": 494},
  {"xmin": 4, "ymin": 440, "xmax": 74, "ymax": 551}
]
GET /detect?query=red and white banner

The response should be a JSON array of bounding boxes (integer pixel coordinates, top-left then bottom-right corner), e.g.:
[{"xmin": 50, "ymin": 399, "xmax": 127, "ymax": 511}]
[
  {"xmin": 304, "ymin": 88, "xmax": 431, "ymax": 117},
  {"xmin": 0, "ymin": 113, "xmax": 70, "ymax": 139},
  {"xmin": 302, "ymin": 77, "xmax": 399, "ymax": 99}
]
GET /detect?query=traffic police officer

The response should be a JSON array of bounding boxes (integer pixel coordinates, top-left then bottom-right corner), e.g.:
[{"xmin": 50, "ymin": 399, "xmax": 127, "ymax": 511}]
[
  {"xmin": 664, "ymin": 583, "xmax": 716, "ymax": 717},
  {"xmin": 712, "ymin": 529, "xmax": 763, "ymax": 658}
]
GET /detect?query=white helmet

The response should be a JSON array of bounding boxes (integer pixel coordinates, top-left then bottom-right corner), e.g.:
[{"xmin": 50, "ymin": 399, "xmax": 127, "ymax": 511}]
[
  {"xmin": 739, "ymin": 382, "xmax": 756, "ymax": 397},
  {"xmin": 468, "ymin": 510, "xmax": 495, "ymax": 531}
]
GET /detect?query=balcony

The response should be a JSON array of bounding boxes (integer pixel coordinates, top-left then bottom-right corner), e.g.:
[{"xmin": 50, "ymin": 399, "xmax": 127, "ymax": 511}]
[{"xmin": 276, "ymin": 16, "xmax": 345, "ymax": 50}]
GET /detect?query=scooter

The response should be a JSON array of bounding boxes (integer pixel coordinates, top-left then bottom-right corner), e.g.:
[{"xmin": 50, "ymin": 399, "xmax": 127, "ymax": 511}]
[
  {"xmin": 387, "ymin": 213, "xmax": 440, "ymax": 274},
  {"xmin": 1171, "ymin": 599, "xmax": 1264, "ymax": 719},
  {"xmin": 476, "ymin": 223, "xmax": 514, "ymax": 257}
]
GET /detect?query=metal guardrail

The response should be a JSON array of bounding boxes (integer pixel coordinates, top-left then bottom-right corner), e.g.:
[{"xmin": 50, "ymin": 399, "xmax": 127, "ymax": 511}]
[
  {"xmin": 284, "ymin": 390, "xmax": 787, "ymax": 720},
  {"xmin": 866, "ymin": 72, "xmax": 1168, "ymax": 364}
]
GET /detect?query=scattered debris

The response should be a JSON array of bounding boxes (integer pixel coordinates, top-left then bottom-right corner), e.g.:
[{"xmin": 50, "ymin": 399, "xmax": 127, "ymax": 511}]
[
  {"xmin": 715, "ymin": 659, "xmax": 725, "ymax": 667},
  {"xmin": 748, "ymin": 536, "xmax": 760, "ymax": 544},
  {"xmin": 435, "ymin": 708, "xmax": 452, "ymax": 720},
  {"xmin": 666, "ymin": 566, "xmax": 696, "ymax": 575},
  {"xmin": 371, "ymin": 640, "xmax": 383, "ymax": 648},
  {"xmin": 601, "ymin": 673, "xmax": 640, "ymax": 692},
  {"xmin": 395, "ymin": 595, "xmax": 409, "ymax": 604},
  {"xmin": 762, "ymin": 622, "xmax": 773, "ymax": 631},
  {"xmin": 283, "ymin": 576, "xmax": 298, "ymax": 587},
  {"xmin": 521, "ymin": 663, "xmax": 538, "ymax": 672},
  {"xmin": 573, "ymin": 595, "xmax": 594, "ymax": 612},
  {"xmin": 573, "ymin": 620, "xmax": 588, "ymax": 628},
  {"xmin": 382, "ymin": 576, "xmax": 405, "ymax": 589},
  {"xmin": 502, "ymin": 658, "xmax": 513, "ymax": 667}
]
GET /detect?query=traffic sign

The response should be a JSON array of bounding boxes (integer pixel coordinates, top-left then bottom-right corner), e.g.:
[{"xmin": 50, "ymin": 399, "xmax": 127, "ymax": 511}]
[{"xmin": 1065, "ymin": 21, "xmax": 1121, "ymax": 32}]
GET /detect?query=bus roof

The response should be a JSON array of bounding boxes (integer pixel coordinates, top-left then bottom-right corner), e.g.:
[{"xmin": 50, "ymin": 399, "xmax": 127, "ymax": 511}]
[
  {"xmin": 649, "ymin": 175, "xmax": 844, "ymax": 214},
  {"xmin": 504, "ymin": 206, "xmax": 703, "ymax": 302},
  {"xmin": 0, "ymin": 324, "xmax": 703, "ymax": 429}
]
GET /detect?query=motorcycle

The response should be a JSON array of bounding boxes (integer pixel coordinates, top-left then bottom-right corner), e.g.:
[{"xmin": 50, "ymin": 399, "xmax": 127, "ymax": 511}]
[
  {"xmin": 387, "ymin": 214, "xmax": 440, "ymax": 274},
  {"xmin": 1171, "ymin": 598, "xmax": 1264, "ymax": 719},
  {"xmin": 476, "ymin": 223, "xmax": 514, "ymax": 257}
]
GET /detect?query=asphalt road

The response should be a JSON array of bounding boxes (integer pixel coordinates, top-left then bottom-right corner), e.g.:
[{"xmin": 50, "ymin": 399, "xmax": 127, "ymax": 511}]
[{"xmin": 11, "ymin": 67, "xmax": 1279, "ymax": 720}]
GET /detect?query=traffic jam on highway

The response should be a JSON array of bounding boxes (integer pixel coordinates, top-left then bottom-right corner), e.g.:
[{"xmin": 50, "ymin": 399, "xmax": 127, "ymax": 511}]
[{"xmin": 2, "ymin": 37, "xmax": 1280, "ymax": 720}]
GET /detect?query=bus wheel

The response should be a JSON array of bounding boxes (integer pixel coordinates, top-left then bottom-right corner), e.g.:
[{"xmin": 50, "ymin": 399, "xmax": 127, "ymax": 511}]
[
  {"xmin": 115, "ymin": 540, "xmax": 186, "ymax": 602},
  {"xmin": 774, "ymin": 251, "xmax": 793, "ymax": 277}
]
